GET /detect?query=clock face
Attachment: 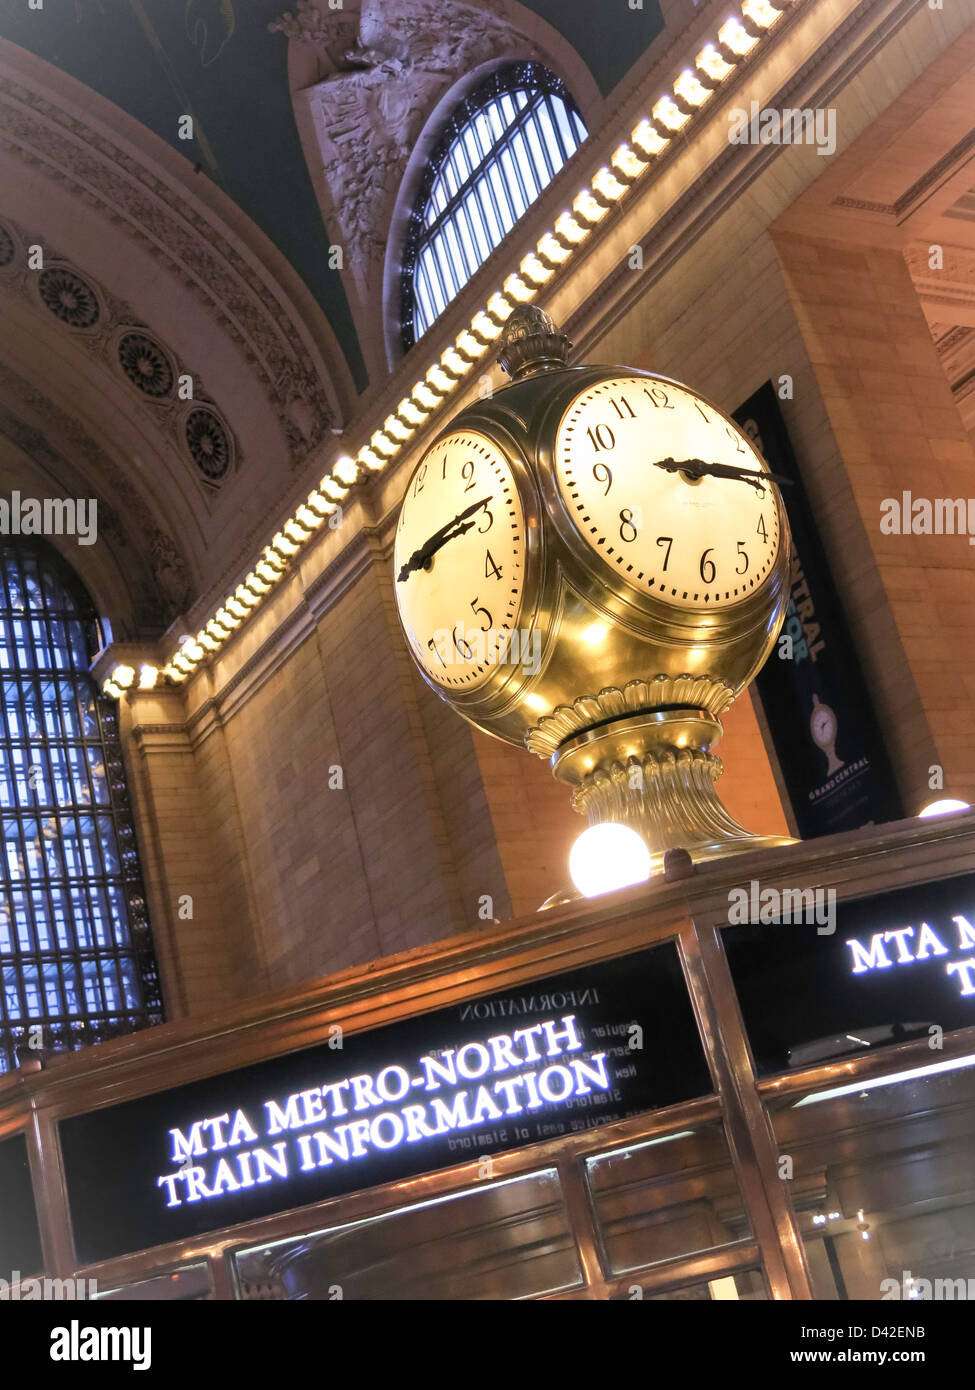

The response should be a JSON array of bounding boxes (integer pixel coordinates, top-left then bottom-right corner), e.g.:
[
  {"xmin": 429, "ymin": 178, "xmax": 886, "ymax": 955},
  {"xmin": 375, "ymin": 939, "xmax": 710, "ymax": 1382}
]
[
  {"xmin": 394, "ymin": 431, "xmax": 527, "ymax": 690},
  {"xmin": 554, "ymin": 375, "xmax": 782, "ymax": 612}
]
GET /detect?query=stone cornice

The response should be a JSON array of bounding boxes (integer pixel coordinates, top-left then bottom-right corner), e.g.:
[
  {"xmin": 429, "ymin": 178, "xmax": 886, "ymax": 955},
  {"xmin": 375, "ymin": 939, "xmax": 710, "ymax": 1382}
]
[{"xmin": 564, "ymin": 0, "xmax": 930, "ymax": 359}]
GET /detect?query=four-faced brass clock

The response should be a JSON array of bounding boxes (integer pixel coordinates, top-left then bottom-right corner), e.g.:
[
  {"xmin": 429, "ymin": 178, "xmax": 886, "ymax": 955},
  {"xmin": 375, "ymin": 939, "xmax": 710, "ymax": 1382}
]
[{"xmin": 393, "ymin": 307, "xmax": 795, "ymax": 876}]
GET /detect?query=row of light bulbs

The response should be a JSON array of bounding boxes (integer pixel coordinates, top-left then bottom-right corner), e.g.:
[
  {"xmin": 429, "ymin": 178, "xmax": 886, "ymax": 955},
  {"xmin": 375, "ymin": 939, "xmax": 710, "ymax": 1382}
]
[{"xmin": 101, "ymin": 0, "xmax": 794, "ymax": 702}]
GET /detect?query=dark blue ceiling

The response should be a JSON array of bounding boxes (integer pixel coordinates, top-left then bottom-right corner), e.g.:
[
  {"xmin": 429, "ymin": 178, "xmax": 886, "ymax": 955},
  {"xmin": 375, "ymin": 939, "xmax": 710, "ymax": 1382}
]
[{"xmin": 2, "ymin": 1, "xmax": 663, "ymax": 395}]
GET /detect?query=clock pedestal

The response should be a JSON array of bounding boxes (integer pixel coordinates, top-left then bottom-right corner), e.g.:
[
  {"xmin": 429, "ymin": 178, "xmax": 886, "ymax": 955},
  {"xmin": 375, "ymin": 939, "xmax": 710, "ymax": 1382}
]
[{"xmin": 544, "ymin": 707, "xmax": 794, "ymax": 905}]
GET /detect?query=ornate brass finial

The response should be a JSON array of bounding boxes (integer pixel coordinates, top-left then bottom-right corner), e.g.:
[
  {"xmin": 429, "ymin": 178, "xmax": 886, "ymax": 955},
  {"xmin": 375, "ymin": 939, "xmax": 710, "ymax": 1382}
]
[{"xmin": 497, "ymin": 305, "xmax": 572, "ymax": 382}]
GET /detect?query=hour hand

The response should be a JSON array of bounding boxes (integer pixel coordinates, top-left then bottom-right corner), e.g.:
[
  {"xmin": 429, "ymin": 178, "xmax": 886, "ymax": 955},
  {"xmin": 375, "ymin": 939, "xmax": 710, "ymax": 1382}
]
[
  {"xmin": 397, "ymin": 496, "xmax": 491, "ymax": 582},
  {"xmin": 653, "ymin": 457, "xmax": 793, "ymax": 491}
]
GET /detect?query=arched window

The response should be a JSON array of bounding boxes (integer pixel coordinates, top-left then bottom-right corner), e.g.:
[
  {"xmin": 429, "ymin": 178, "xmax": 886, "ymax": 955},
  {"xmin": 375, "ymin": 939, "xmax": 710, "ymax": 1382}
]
[
  {"xmin": 0, "ymin": 542, "xmax": 162, "ymax": 1073},
  {"xmin": 401, "ymin": 62, "xmax": 588, "ymax": 347}
]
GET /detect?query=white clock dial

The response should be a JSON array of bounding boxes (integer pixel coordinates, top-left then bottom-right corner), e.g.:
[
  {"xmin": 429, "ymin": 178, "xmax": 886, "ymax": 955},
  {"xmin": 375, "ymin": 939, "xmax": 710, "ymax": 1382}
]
[
  {"xmin": 554, "ymin": 376, "xmax": 782, "ymax": 611},
  {"xmin": 394, "ymin": 431, "xmax": 527, "ymax": 689}
]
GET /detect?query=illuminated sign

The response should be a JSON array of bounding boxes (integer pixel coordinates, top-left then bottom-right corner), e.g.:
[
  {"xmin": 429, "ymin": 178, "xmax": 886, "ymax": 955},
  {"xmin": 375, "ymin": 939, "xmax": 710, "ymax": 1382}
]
[
  {"xmin": 723, "ymin": 873, "xmax": 975, "ymax": 1076},
  {"xmin": 60, "ymin": 943, "xmax": 709, "ymax": 1266},
  {"xmin": 155, "ymin": 1015, "xmax": 607, "ymax": 1210},
  {"xmin": 846, "ymin": 912, "xmax": 975, "ymax": 996}
]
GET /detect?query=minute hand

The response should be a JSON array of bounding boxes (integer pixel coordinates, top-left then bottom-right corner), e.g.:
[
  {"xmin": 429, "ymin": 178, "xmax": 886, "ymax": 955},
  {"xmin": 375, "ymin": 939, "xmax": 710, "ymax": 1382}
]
[
  {"xmin": 653, "ymin": 457, "xmax": 793, "ymax": 491},
  {"xmin": 397, "ymin": 496, "xmax": 492, "ymax": 582}
]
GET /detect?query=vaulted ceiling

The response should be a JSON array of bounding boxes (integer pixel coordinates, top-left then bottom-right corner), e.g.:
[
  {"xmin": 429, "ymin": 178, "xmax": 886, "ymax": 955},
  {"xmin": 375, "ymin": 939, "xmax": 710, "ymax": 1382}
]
[
  {"xmin": 0, "ymin": 0, "xmax": 666, "ymax": 391},
  {"xmin": 0, "ymin": 0, "xmax": 668, "ymax": 633}
]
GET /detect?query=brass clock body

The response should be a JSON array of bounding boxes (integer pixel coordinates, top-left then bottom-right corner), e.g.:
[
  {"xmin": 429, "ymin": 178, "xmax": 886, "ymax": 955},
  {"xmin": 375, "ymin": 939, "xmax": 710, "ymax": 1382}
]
[
  {"xmin": 392, "ymin": 308, "xmax": 796, "ymax": 879},
  {"xmin": 395, "ymin": 362, "xmax": 791, "ymax": 752}
]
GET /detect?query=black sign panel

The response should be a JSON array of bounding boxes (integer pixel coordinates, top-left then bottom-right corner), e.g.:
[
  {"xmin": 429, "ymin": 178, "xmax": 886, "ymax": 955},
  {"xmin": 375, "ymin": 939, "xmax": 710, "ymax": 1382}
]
[
  {"xmin": 0, "ymin": 1132, "xmax": 43, "ymax": 1281},
  {"xmin": 60, "ymin": 943, "xmax": 710, "ymax": 1266},
  {"xmin": 733, "ymin": 383, "xmax": 903, "ymax": 837},
  {"xmin": 723, "ymin": 872, "xmax": 975, "ymax": 1076}
]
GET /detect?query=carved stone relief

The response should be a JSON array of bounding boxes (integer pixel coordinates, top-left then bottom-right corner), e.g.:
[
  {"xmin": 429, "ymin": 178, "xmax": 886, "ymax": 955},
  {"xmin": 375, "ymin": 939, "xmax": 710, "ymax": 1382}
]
[{"xmin": 275, "ymin": 0, "xmax": 538, "ymax": 271}]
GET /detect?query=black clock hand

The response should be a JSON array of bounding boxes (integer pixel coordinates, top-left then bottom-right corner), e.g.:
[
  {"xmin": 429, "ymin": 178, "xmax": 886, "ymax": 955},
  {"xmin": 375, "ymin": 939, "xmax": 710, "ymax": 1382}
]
[
  {"xmin": 653, "ymin": 457, "xmax": 793, "ymax": 491},
  {"xmin": 397, "ymin": 496, "xmax": 492, "ymax": 582}
]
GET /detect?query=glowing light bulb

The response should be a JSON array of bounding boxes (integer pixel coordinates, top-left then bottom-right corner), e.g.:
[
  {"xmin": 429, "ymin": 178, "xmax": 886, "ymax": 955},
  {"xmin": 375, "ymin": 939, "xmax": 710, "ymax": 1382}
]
[
  {"xmin": 719, "ymin": 17, "xmax": 758, "ymax": 55},
  {"xmin": 470, "ymin": 311, "xmax": 503, "ymax": 343},
  {"xmin": 572, "ymin": 190, "xmax": 608, "ymax": 225},
  {"xmin": 674, "ymin": 69, "xmax": 711, "ymax": 107},
  {"xmin": 294, "ymin": 504, "xmax": 323, "ymax": 531},
  {"xmin": 425, "ymin": 364, "xmax": 454, "ymax": 394},
  {"xmin": 631, "ymin": 119, "xmax": 668, "ymax": 157},
  {"xmin": 919, "ymin": 798, "xmax": 971, "ymax": 817},
  {"xmin": 411, "ymin": 382, "xmax": 441, "ymax": 411},
  {"xmin": 138, "ymin": 665, "xmax": 158, "ymax": 690},
  {"xmin": 397, "ymin": 397, "xmax": 427, "ymax": 426},
  {"xmin": 554, "ymin": 211, "xmax": 589, "ymax": 245},
  {"xmin": 320, "ymin": 475, "xmax": 350, "ymax": 500},
  {"xmin": 742, "ymin": 0, "xmax": 782, "ymax": 28},
  {"xmin": 271, "ymin": 531, "xmax": 298, "ymax": 557},
  {"xmin": 486, "ymin": 292, "xmax": 514, "ymax": 323},
  {"xmin": 519, "ymin": 253, "xmax": 553, "ymax": 286},
  {"xmin": 536, "ymin": 232, "xmax": 571, "ymax": 265},
  {"xmin": 502, "ymin": 273, "xmax": 535, "ymax": 303},
  {"xmin": 384, "ymin": 414, "xmax": 413, "ymax": 443},
  {"xmin": 454, "ymin": 330, "xmax": 483, "ymax": 361},
  {"xmin": 333, "ymin": 455, "xmax": 360, "ymax": 485},
  {"xmin": 696, "ymin": 43, "xmax": 734, "ymax": 80},
  {"xmin": 611, "ymin": 144, "xmax": 648, "ymax": 180},
  {"xmin": 112, "ymin": 665, "xmax": 135, "ymax": 689},
  {"xmin": 653, "ymin": 95, "xmax": 689, "ymax": 131},
  {"xmin": 592, "ymin": 166, "xmax": 628, "ymax": 202},
  {"xmin": 569, "ymin": 823, "xmax": 652, "ymax": 898}
]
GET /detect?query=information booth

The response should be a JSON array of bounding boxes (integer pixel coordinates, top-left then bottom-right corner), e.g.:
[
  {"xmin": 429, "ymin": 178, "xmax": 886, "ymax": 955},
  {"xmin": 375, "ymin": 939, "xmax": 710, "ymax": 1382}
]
[{"xmin": 2, "ymin": 812, "xmax": 975, "ymax": 1301}]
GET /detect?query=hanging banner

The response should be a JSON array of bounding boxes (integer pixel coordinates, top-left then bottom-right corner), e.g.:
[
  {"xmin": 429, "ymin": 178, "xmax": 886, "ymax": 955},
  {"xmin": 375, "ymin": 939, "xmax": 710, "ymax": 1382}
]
[{"xmin": 733, "ymin": 383, "xmax": 903, "ymax": 837}]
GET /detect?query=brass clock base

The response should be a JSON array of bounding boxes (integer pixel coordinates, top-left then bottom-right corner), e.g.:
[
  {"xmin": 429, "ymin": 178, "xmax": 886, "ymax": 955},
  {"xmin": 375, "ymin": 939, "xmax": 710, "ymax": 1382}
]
[{"xmin": 540, "ymin": 708, "xmax": 796, "ymax": 908}]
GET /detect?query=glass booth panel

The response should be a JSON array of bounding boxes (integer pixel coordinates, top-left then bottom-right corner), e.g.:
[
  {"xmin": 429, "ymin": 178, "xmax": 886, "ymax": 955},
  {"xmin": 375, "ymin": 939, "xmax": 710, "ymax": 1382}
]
[
  {"xmin": 231, "ymin": 1168, "xmax": 582, "ymax": 1300},
  {"xmin": 0, "ymin": 1132, "xmax": 43, "ymax": 1281},
  {"xmin": 93, "ymin": 1263, "xmax": 212, "ymax": 1301},
  {"xmin": 611, "ymin": 1268, "xmax": 768, "ymax": 1301},
  {"xmin": 771, "ymin": 1056, "xmax": 975, "ymax": 1300},
  {"xmin": 586, "ymin": 1121, "xmax": 751, "ymax": 1276}
]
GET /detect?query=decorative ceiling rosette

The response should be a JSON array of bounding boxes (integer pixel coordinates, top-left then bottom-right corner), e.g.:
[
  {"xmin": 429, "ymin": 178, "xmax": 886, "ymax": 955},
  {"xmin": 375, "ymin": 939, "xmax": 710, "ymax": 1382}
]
[
  {"xmin": 37, "ymin": 265, "xmax": 101, "ymax": 329},
  {"xmin": 117, "ymin": 332, "xmax": 176, "ymax": 399},
  {"xmin": 184, "ymin": 406, "xmax": 233, "ymax": 484}
]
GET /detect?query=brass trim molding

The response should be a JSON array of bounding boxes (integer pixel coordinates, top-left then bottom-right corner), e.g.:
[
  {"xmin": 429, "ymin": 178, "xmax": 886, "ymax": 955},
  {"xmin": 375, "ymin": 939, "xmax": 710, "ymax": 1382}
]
[{"xmin": 525, "ymin": 675, "xmax": 737, "ymax": 756}]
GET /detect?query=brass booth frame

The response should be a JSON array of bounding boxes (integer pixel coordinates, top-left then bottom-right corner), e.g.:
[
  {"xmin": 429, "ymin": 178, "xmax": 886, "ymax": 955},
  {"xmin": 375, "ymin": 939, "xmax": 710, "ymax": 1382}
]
[{"xmin": 2, "ymin": 813, "xmax": 974, "ymax": 1301}]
